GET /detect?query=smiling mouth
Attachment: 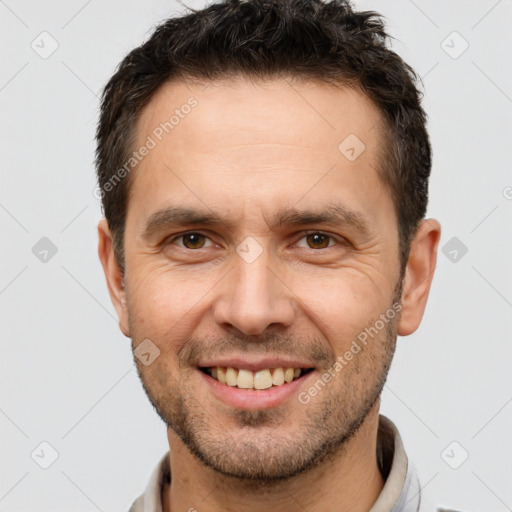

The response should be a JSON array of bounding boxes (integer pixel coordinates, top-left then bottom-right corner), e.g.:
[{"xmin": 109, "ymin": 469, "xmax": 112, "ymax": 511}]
[{"xmin": 199, "ymin": 366, "xmax": 315, "ymax": 390}]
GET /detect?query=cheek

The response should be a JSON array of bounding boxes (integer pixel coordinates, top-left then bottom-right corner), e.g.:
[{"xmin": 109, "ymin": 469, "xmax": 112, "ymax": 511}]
[
  {"xmin": 128, "ymin": 267, "xmax": 216, "ymax": 343},
  {"xmin": 292, "ymin": 271, "xmax": 388, "ymax": 335}
]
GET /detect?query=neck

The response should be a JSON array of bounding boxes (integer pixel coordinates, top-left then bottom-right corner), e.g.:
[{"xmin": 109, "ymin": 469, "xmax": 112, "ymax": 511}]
[{"xmin": 162, "ymin": 403, "xmax": 384, "ymax": 512}]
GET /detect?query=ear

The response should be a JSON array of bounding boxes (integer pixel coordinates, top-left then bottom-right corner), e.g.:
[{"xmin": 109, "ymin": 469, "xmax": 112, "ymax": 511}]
[
  {"xmin": 97, "ymin": 218, "xmax": 130, "ymax": 337},
  {"xmin": 398, "ymin": 219, "xmax": 441, "ymax": 336}
]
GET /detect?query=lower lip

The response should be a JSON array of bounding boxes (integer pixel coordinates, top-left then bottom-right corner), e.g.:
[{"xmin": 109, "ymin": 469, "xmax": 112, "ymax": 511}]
[{"xmin": 198, "ymin": 369, "xmax": 316, "ymax": 410}]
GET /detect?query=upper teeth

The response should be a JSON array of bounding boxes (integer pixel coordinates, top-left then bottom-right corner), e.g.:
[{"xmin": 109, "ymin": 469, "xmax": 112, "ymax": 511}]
[{"xmin": 207, "ymin": 367, "xmax": 304, "ymax": 389}]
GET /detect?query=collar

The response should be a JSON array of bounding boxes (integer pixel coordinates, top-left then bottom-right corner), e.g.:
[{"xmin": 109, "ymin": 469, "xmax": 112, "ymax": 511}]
[
  {"xmin": 129, "ymin": 414, "xmax": 424, "ymax": 512},
  {"xmin": 371, "ymin": 415, "xmax": 422, "ymax": 512}
]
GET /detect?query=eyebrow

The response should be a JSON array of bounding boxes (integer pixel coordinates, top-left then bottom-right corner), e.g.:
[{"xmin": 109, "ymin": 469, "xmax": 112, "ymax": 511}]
[{"xmin": 140, "ymin": 202, "xmax": 373, "ymax": 241}]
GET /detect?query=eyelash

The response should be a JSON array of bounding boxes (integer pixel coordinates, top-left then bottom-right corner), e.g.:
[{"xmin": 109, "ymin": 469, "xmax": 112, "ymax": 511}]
[{"xmin": 165, "ymin": 231, "xmax": 347, "ymax": 251}]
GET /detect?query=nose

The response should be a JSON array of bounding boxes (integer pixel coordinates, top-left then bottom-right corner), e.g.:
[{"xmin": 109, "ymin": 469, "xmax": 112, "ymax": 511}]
[{"xmin": 212, "ymin": 250, "xmax": 296, "ymax": 337}]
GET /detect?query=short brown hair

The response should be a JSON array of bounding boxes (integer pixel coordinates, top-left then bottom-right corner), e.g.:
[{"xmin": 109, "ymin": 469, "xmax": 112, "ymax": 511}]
[{"xmin": 95, "ymin": 0, "xmax": 432, "ymax": 276}]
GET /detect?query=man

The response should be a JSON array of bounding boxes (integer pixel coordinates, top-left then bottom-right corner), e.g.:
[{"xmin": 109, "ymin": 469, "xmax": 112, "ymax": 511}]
[{"xmin": 96, "ymin": 1, "xmax": 460, "ymax": 511}]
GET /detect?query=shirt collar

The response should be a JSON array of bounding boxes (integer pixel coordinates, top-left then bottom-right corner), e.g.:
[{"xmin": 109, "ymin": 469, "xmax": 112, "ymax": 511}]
[
  {"xmin": 129, "ymin": 414, "xmax": 422, "ymax": 512},
  {"xmin": 371, "ymin": 415, "xmax": 422, "ymax": 512}
]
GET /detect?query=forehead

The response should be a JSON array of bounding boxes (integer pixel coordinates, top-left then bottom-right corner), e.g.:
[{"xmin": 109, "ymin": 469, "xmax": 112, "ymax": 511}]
[
  {"xmin": 127, "ymin": 76, "xmax": 393, "ymax": 234},
  {"xmin": 136, "ymin": 76, "xmax": 384, "ymax": 160}
]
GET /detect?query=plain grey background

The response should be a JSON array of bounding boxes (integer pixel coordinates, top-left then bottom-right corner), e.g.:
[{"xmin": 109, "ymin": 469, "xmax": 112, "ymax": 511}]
[{"xmin": 1, "ymin": 0, "xmax": 511, "ymax": 510}]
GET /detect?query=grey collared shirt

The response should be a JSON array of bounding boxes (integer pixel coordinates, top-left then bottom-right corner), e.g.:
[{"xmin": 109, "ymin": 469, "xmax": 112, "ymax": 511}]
[{"xmin": 128, "ymin": 415, "xmax": 462, "ymax": 512}]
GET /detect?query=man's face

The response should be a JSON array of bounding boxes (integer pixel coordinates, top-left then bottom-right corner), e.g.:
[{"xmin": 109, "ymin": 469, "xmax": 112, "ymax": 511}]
[{"xmin": 118, "ymin": 77, "xmax": 403, "ymax": 480}]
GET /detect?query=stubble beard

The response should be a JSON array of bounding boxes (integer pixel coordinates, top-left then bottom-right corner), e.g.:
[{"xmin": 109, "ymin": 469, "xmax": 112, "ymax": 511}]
[{"xmin": 129, "ymin": 285, "xmax": 401, "ymax": 484}]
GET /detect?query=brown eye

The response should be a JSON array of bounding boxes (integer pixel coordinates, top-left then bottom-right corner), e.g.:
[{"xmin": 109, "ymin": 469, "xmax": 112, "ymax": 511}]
[
  {"xmin": 305, "ymin": 233, "xmax": 331, "ymax": 249},
  {"xmin": 181, "ymin": 233, "xmax": 207, "ymax": 249}
]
